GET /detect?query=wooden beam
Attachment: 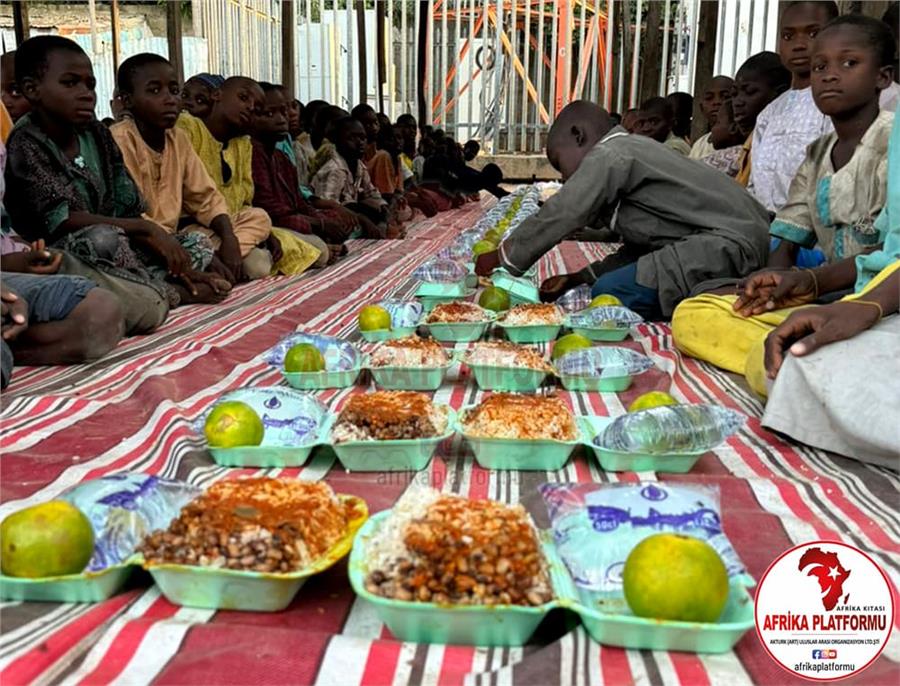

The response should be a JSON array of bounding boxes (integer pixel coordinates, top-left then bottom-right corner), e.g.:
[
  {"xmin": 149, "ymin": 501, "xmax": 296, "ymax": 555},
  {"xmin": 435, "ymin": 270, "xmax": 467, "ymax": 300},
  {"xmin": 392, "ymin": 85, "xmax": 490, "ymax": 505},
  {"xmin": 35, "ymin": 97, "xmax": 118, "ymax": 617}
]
[
  {"xmin": 690, "ymin": 0, "xmax": 719, "ymax": 141},
  {"xmin": 12, "ymin": 0, "xmax": 29, "ymax": 46},
  {"xmin": 110, "ymin": 0, "xmax": 122, "ymax": 72},
  {"xmin": 166, "ymin": 0, "xmax": 184, "ymax": 84},
  {"xmin": 638, "ymin": 0, "xmax": 662, "ymax": 105},
  {"xmin": 281, "ymin": 0, "xmax": 295, "ymax": 94},
  {"xmin": 375, "ymin": 0, "xmax": 386, "ymax": 113},
  {"xmin": 355, "ymin": 0, "xmax": 367, "ymax": 105}
]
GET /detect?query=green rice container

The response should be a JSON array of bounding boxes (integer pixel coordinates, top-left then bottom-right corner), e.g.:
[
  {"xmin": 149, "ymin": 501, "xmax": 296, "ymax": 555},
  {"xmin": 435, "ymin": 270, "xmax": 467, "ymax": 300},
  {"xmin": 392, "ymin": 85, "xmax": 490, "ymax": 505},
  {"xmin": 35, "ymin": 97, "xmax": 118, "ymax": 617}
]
[
  {"xmin": 491, "ymin": 269, "xmax": 540, "ymax": 305},
  {"xmin": 569, "ymin": 326, "xmax": 630, "ymax": 342},
  {"xmin": 424, "ymin": 320, "xmax": 492, "ymax": 343},
  {"xmin": 579, "ymin": 416, "xmax": 707, "ymax": 473},
  {"xmin": 0, "ymin": 564, "xmax": 133, "ymax": 603},
  {"xmin": 554, "ymin": 347, "xmax": 653, "ymax": 393},
  {"xmin": 557, "ymin": 373, "xmax": 634, "ymax": 393},
  {"xmin": 567, "ymin": 580, "xmax": 756, "ymax": 653},
  {"xmin": 461, "ymin": 434, "xmax": 578, "ymax": 471},
  {"xmin": 464, "ymin": 362, "xmax": 549, "ymax": 392},
  {"xmin": 145, "ymin": 496, "xmax": 367, "ymax": 611},
  {"xmin": 281, "ymin": 367, "xmax": 361, "ymax": 390},
  {"xmin": 415, "ymin": 280, "xmax": 467, "ymax": 298},
  {"xmin": 496, "ymin": 322, "xmax": 562, "ymax": 344},
  {"xmin": 361, "ymin": 326, "xmax": 418, "ymax": 343},
  {"xmin": 331, "ymin": 409, "xmax": 456, "ymax": 472},
  {"xmin": 369, "ymin": 364, "xmax": 450, "ymax": 391},
  {"xmin": 348, "ymin": 512, "xmax": 562, "ymax": 645}
]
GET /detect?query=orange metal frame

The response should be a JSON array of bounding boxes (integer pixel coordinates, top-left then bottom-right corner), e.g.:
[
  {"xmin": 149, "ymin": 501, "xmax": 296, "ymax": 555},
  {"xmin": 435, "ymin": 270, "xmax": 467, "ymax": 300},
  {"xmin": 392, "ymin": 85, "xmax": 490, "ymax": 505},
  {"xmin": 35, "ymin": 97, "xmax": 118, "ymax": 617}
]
[{"xmin": 430, "ymin": 1, "xmax": 609, "ymax": 125}]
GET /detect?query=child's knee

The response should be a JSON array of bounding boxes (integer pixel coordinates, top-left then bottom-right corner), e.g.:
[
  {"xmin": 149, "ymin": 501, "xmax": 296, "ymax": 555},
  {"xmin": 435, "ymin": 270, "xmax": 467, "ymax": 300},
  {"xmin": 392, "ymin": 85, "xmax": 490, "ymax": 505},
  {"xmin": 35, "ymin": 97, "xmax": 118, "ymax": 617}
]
[{"xmin": 72, "ymin": 289, "xmax": 125, "ymax": 360}]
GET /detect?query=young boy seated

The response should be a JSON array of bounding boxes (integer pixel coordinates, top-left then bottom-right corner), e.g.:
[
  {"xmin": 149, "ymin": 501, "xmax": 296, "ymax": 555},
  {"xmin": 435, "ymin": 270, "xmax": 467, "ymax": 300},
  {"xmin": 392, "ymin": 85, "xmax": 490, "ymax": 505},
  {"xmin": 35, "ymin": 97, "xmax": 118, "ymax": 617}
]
[
  {"xmin": 252, "ymin": 82, "xmax": 358, "ymax": 263},
  {"xmin": 700, "ymin": 100, "xmax": 746, "ymax": 177},
  {"xmin": 730, "ymin": 51, "xmax": 792, "ymax": 186},
  {"xmin": 673, "ymin": 15, "xmax": 895, "ymax": 376},
  {"xmin": 1, "ymin": 51, "xmax": 30, "ymax": 123},
  {"xmin": 689, "ymin": 76, "xmax": 734, "ymax": 159},
  {"xmin": 634, "ymin": 97, "xmax": 691, "ymax": 155},
  {"xmin": 350, "ymin": 102, "xmax": 381, "ymax": 163},
  {"xmin": 180, "ymin": 73, "xmax": 224, "ymax": 120},
  {"xmin": 111, "ymin": 53, "xmax": 234, "ymax": 298},
  {"xmin": 666, "ymin": 91, "xmax": 694, "ymax": 146},
  {"xmin": 396, "ymin": 112, "xmax": 419, "ymax": 173},
  {"xmin": 310, "ymin": 116, "xmax": 399, "ymax": 238},
  {"xmin": 4, "ymin": 37, "xmax": 205, "ymax": 328},
  {"xmin": 293, "ymin": 99, "xmax": 327, "ymax": 186},
  {"xmin": 176, "ymin": 76, "xmax": 291, "ymax": 278},
  {"xmin": 474, "ymin": 100, "xmax": 771, "ymax": 320}
]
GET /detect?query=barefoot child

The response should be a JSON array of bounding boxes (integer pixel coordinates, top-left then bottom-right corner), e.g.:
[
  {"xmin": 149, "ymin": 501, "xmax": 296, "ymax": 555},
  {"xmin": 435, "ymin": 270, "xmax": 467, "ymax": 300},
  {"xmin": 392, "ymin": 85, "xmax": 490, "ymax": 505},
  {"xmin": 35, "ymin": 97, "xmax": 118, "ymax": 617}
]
[
  {"xmin": 4, "ymin": 37, "xmax": 188, "ymax": 330},
  {"xmin": 474, "ymin": 100, "xmax": 770, "ymax": 320},
  {"xmin": 672, "ymin": 15, "xmax": 895, "ymax": 377},
  {"xmin": 251, "ymin": 82, "xmax": 358, "ymax": 264},
  {"xmin": 111, "ymin": 53, "xmax": 233, "ymax": 300},
  {"xmin": 177, "ymin": 76, "xmax": 293, "ymax": 278}
]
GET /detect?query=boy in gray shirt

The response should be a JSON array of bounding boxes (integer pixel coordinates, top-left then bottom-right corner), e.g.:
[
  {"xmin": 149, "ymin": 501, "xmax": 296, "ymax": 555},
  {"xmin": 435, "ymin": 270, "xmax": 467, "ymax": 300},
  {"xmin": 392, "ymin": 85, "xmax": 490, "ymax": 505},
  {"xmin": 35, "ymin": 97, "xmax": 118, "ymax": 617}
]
[{"xmin": 474, "ymin": 101, "xmax": 771, "ymax": 319}]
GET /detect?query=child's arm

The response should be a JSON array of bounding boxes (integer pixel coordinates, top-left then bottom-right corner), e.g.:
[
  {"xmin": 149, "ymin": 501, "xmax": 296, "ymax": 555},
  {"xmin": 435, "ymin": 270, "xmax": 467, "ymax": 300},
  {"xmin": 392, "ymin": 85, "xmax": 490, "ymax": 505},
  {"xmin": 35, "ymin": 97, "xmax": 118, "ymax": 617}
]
[
  {"xmin": 767, "ymin": 154, "xmax": 816, "ymax": 268},
  {"xmin": 498, "ymin": 147, "xmax": 629, "ymax": 276}
]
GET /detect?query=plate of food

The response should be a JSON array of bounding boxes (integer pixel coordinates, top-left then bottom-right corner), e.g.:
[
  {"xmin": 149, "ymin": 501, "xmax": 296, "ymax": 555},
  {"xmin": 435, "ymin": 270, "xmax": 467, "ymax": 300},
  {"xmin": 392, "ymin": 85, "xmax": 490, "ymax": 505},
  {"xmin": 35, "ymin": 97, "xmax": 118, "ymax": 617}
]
[
  {"xmin": 368, "ymin": 336, "xmax": 452, "ymax": 391},
  {"xmin": 349, "ymin": 489, "xmax": 559, "ymax": 645},
  {"xmin": 195, "ymin": 387, "xmax": 333, "ymax": 468},
  {"xmin": 0, "ymin": 474, "xmax": 199, "ymax": 603},
  {"xmin": 565, "ymin": 306, "xmax": 644, "ymax": 342},
  {"xmin": 459, "ymin": 341, "xmax": 553, "ymax": 391},
  {"xmin": 495, "ymin": 303, "xmax": 564, "ymax": 343},
  {"xmin": 554, "ymin": 347, "xmax": 654, "ymax": 392},
  {"xmin": 457, "ymin": 394, "xmax": 582, "ymax": 470},
  {"xmin": 140, "ymin": 479, "xmax": 368, "ymax": 611},
  {"xmin": 422, "ymin": 302, "xmax": 495, "ymax": 342},
  {"xmin": 330, "ymin": 391, "xmax": 455, "ymax": 471},
  {"xmin": 265, "ymin": 332, "xmax": 363, "ymax": 389}
]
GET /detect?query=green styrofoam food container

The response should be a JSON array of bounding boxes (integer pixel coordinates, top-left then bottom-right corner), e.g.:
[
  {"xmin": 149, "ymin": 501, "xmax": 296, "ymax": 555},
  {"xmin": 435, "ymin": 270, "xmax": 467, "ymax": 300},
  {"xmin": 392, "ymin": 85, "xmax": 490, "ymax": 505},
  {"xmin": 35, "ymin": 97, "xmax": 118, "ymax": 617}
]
[
  {"xmin": 569, "ymin": 326, "xmax": 631, "ymax": 342},
  {"xmin": 464, "ymin": 362, "xmax": 550, "ymax": 392},
  {"xmin": 578, "ymin": 416, "xmax": 707, "ymax": 473},
  {"xmin": 201, "ymin": 387, "xmax": 335, "ymax": 469},
  {"xmin": 414, "ymin": 280, "xmax": 467, "ymax": 298},
  {"xmin": 331, "ymin": 409, "xmax": 456, "ymax": 471},
  {"xmin": 423, "ymin": 320, "xmax": 492, "ymax": 343},
  {"xmin": 369, "ymin": 364, "xmax": 450, "ymax": 391},
  {"xmin": 281, "ymin": 366, "xmax": 362, "ymax": 390},
  {"xmin": 491, "ymin": 269, "xmax": 540, "ymax": 304},
  {"xmin": 145, "ymin": 496, "xmax": 368, "ymax": 611},
  {"xmin": 568, "ymin": 580, "xmax": 755, "ymax": 653},
  {"xmin": 557, "ymin": 372, "xmax": 634, "ymax": 393},
  {"xmin": 495, "ymin": 322, "xmax": 562, "ymax": 344},
  {"xmin": 348, "ymin": 512, "xmax": 561, "ymax": 645},
  {"xmin": 418, "ymin": 290, "xmax": 477, "ymax": 313},
  {"xmin": 361, "ymin": 326, "xmax": 418, "ymax": 343},
  {"xmin": 349, "ymin": 512, "xmax": 754, "ymax": 651},
  {"xmin": 0, "ymin": 564, "xmax": 133, "ymax": 603}
]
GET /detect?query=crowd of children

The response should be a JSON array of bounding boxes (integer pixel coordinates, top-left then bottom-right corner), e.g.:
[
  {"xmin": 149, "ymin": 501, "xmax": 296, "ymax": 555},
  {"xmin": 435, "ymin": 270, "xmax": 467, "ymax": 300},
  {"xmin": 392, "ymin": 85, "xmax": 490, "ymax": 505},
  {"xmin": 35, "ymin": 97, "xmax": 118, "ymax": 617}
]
[
  {"xmin": 473, "ymin": 3, "xmax": 899, "ymax": 465},
  {"xmin": 0, "ymin": 33, "xmax": 495, "ymax": 388},
  {"xmin": 2, "ymin": 1, "xmax": 899, "ymax": 465}
]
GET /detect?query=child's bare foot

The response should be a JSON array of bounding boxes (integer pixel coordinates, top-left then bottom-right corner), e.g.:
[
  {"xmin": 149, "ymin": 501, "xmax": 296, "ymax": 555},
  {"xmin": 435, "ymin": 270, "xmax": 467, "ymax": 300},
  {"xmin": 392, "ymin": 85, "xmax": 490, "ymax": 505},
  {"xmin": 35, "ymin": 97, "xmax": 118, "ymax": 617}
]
[{"xmin": 171, "ymin": 272, "xmax": 232, "ymax": 305}]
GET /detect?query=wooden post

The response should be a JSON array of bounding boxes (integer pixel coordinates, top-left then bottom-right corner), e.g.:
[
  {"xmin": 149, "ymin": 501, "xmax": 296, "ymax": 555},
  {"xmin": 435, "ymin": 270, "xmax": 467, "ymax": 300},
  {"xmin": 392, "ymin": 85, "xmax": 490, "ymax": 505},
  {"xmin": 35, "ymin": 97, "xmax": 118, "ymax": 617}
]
[
  {"xmin": 355, "ymin": 0, "xmax": 367, "ymax": 106},
  {"xmin": 690, "ymin": 0, "xmax": 719, "ymax": 141},
  {"xmin": 282, "ymin": 0, "xmax": 295, "ymax": 94},
  {"xmin": 167, "ymin": 0, "xmax": 185, "ymax": 83},
  {"xmin": 638, "ymin": 0, "xmax": 662, "ymax": 105},
  {"xmin": 111, "ymin": 0, "xmax": 122, "ymax": 72},
  {"xmin": 376, "ymin": 0, "xmax": 386, "ymax": 113},
  {"xmin": 12, "ymin": 1, "xmax": 30, "ymax": 46}
]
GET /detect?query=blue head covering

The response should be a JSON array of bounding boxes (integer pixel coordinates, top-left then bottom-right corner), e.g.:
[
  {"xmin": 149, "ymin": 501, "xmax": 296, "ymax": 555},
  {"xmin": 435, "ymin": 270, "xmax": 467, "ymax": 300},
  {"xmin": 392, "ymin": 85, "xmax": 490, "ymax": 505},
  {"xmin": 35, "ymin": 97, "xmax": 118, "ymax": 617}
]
[{"xmin": 188, "ymin": 73, "xmax": 225, "ymax": 90}]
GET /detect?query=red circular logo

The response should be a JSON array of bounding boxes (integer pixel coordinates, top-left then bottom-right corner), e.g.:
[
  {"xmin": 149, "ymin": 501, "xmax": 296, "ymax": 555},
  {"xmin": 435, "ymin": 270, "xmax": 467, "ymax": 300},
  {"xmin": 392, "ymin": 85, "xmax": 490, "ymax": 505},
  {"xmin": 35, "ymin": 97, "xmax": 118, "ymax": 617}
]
[{"xmin": 755, "ymin": 540, "xmax": 894, "ymax": 681}]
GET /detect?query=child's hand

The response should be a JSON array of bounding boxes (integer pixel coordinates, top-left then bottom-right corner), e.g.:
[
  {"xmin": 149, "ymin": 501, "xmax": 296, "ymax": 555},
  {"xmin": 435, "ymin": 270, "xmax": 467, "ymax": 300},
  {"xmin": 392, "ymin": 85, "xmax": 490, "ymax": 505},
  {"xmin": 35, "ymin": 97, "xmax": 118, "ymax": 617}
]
[
  {"xmin": 24, "ymin": 240, "xmax": 63, "ymax": 274},
  {"xmin": 218, "ymin": 230, "xmax": 244, "ymax": 282},
  {"xmin": 764, "ymin": 301, "xmax": 882, "ymax": 378},
  {"xmin": 1, "ymin": 288, "xmax": 28, "ymax": 341},
  {"xmin": 733, "ymin": 269, "xmax": 817, "ymax": 316},
  {"xmin": 266, "ymin": 234, "xmax": 284, "ymax": 264},
  {"xmin": 539, "ymin": 273, "xmax": 585, "ymax": 302},
  {"xmin": 474, "ymin": 249, "xmax": 500, "ymax": 276},
  {"xmin": 136, "ymin": 224, "xmax": 192, "ymax": 277}
]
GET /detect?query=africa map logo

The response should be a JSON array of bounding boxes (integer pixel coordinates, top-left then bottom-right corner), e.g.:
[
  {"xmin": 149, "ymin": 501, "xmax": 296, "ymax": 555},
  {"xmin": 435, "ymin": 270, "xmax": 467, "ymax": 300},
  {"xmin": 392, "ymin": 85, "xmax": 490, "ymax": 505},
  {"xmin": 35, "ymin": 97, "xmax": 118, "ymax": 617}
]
[{"xmin": 799, "ymin": 547, "xmax": 851, "ymax": 611}]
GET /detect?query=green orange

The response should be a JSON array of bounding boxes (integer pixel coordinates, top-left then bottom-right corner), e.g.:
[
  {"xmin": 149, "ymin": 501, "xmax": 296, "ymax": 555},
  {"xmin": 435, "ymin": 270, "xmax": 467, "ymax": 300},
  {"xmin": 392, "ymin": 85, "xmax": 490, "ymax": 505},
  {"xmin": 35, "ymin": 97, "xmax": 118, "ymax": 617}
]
[
  {"xmin": 358, "ymin": 305, "xmax": 392, "ymax": 332},
  {"xmin": 204, "ymin": 401, "xmax": 264, "ymax": 448},
  {"xmin": 551, "ymin": 333, "xmax": 592, "ymax": 361},
  {"xmin": 1, "ymin": 501, "xmax": 94, "ymax": 578},
  {"xmin": 284, "ymin": 343, "xmax": 325, "ymax": 372}
]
